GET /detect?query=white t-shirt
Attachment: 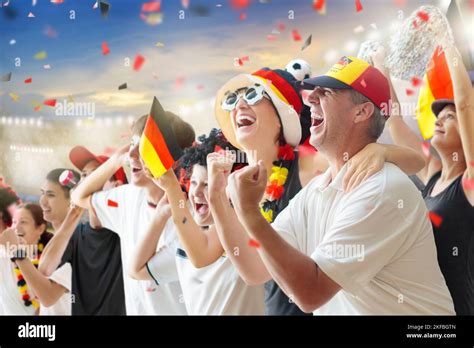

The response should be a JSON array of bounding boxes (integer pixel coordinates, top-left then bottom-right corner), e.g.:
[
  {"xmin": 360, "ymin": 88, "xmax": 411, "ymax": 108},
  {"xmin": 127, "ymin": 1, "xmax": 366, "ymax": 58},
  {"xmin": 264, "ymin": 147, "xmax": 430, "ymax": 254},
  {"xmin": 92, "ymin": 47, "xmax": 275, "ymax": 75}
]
[
  {"xmin": 272, "ymin": 163, "xmax": 455, "ymax": 315},
  {"xmin": 91, "ymin": 184, "xmax": 186, "ymax": 315},
  {"xmin": 40, "ymin": 263, "xmax": 72, "ymax": 316},
  {"xmin": 147, "ymin": 245, "xmax": 265, "ymax": 315},
  {"xmin": 0, "ymin": 246, "xmax": 36, "ymax": 315}
]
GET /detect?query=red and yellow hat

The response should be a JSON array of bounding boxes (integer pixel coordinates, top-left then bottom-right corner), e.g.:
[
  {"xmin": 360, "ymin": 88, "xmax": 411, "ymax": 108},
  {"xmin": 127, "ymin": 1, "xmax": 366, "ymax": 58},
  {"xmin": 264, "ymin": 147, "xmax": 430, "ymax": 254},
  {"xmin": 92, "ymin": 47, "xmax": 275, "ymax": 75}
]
[
  {"xmin": 215, "ymin": 68, "xmax": 303, "ymax": 149},
  {"xmin": 300, "ymin": 56, "xmax": 390, "ymax": 118}
]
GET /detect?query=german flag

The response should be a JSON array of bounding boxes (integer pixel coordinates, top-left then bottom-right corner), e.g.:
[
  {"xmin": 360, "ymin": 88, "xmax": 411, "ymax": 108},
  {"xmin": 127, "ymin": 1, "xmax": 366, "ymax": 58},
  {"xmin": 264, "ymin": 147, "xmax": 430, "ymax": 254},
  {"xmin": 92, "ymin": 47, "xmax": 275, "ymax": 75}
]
[
  {"xmin": 139, "ymin": 97, "xmax": 183, "ymax": 178},
  {"xmin": 416, "ymin": 47, "xmax": 454, "ymax": 140}
]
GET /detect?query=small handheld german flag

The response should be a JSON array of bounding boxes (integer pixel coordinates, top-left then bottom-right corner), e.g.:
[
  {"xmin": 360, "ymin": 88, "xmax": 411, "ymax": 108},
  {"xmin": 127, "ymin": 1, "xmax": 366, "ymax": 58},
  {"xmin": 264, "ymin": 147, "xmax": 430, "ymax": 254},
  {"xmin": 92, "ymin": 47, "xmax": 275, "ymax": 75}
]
[{"xmin": 139, "ymin": 97, "xmax": 184, "ymax": 179}]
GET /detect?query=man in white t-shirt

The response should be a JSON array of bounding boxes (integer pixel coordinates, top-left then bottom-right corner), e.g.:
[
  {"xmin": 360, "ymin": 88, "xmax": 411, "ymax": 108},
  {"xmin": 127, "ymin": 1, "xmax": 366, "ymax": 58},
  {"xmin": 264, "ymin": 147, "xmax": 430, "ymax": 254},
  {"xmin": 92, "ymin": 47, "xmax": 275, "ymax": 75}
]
[
  {"xmin": 71, "ymin": 113, "xmax": 195, "ymax": 315},
  {"xmin": 225, "ymin": 56, "xmax": 455, "ymax": 315}
]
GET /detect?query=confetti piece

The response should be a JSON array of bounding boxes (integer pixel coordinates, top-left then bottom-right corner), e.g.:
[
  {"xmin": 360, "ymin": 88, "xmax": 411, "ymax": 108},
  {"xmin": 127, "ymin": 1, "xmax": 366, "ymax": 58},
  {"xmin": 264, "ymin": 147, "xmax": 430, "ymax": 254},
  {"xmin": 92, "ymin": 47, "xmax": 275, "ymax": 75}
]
[
  {"xmin": 102, "ymin": 41, "xmax": 110, "ymax": 55},
  {"xmin": 93, "ymin": 1, "xmax": 98, "ymax": 9},
  {"xmin": 267, "ymin": 34, "xmax": 278, "ymax": 41},
  {"xmin": 133, "ymin": 54, "xmax": 145, "ymax": 71},
  {"xmin": 428, "ymin": 211, "xmax": 442, "ymax": 228},
  {"xmin": 292, "ymin": 29, "xmax": 302, "ymax": 41},
  {"xmin": 43, "ymin": 64, "xmax": 51, "ymax": 69},
  {"xmin": 353, "ymin": 25, "xmax": 364, "ymax": 34},
  {"xmin": 175, "ymin": 76, "xmax": 185, "ymax": 89},
  {"xmin": 411, "ymin": 76, "xmax": 423, "ymax": 87},
  {"xmin": 67, "ymin": 95, "xmax": 74, "ymax": 103},
  {"xmin": 355, "ymin": 0, "xmax": 363, "ymax": 12},
  {"xmin": 1, "ymin": 72, "xmax": 12, "ymax": 82},
  {"xmin": 34, "ymin": 105, "xmax": 41, "ymax": 112},
  {"xmin": 140, "ymin": 12, "xmax": 163, "ymax": 25},
  {"xmin": 181, "ymin": 0, "xmax": 189, "ymax": 9},
  {"xmin": 394, "ymin": 0, "xmax": 406, "ymax": 7},
  {"xmin": 50, "ymin": 0, "xmax": 64, "ymax": 3},
  {"xmin": 301, "ymin": 34, "xmax": 312, "ymax": 51},
  {"xmin": 196, "ymin": 84, "xmax": 204, "ymax": 91},
  {"xmin": 155, "ymin": 42, "xmax": 165, "ymax": 47},
  {"xmin": 142, "ymin": 1, "xmax": 161, "ymax": 12},
  {"xmin": 118, "ymin": 82, "xmax": 127, "ymax": 90},
  {"xmin": 405, "ymin": 88, "xmax": 414, "ymax": 96},
  {"xmin": 43, "ymin": 99, "xmax": 57, "ymax": 107},
  {"xmin": 416, "ymin": 11, "xmax": 429, "ymax": 22},
  {"xmin": 107, "ymin": 199, "xmax": 118, "ymax": 207},
  {"xmin": 9, "ymin": 93, "xmax": 19, "ymax": 102},
  {"xmin": 313, "ymin": 0, "xmax": 326, "ymax": 15},
  {"xmin": 9, "ymin": 39, "xmax": 16, "ymax": 45},
  {"xmin": 421, "ymin": 141, "xmax": 431, "ymax": 157},
  {"xmin": 24, "ymin": 77, "xmax": 32, "ymax": 84},
  {"xmin": 44, "ymin": 25, "xmax": 58, "ymax": 38},
  {"xmin": 34, "ymin": 51, "xmax": 47, "ymax": 60},
  {"xmin": 27, "ymin": 12, "xmax": 35, "ymax": 18},
  {"xmin": 239, "ymin": 12, "xmax": 247, "ymax": 21},
  {"xmin": 241, "ymin": 56, "xmax": 249, "ymax": 62},
  {"xmin": 230, "ymin": 0, "xmax": 250, "ymax": 10},
  {"xmin": 99, "ymin": 0, "xmax": 110, "ymax": 17},
  {"xmin": 277, "ymin": 22, "xmax": 285, "ymax": 31},
  {"xmin": 248, "ymin": 239, "xmax": 260, "ymax": 248},
  {"xmin": 462, "ymin": 177, "xmax": 474, "ymax": 190}
]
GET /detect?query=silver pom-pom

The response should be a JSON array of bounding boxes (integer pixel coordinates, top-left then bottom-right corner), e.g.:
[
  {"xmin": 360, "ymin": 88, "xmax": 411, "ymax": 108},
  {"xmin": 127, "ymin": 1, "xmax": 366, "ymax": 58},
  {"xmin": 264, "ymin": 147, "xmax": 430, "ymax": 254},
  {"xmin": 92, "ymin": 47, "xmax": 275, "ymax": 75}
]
[
  {"xmin": 386, "ymin": 5, "xmax": 454, "ymax": 80},
  {"xmin": 357, "ymin": 40, "xmax": 383, "ymax": 66}
]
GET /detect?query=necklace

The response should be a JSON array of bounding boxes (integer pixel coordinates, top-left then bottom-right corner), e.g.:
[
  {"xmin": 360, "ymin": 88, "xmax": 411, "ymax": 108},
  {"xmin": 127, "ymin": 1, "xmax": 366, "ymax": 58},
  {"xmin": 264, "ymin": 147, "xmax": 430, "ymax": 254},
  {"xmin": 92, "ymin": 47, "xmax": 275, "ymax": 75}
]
[
  {"xmin": 260, "ymin": 144, "xmax": 295, "ymax": 223},
  {"xmin": 12, "ymin": 243, "xmax": 43, "ymax": 310}
]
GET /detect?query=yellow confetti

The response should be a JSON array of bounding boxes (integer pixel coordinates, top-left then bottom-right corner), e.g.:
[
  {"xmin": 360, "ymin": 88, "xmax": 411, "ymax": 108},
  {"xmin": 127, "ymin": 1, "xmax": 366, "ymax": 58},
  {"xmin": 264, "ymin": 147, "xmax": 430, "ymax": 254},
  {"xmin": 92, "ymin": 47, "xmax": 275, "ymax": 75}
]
[
  {"xmin": 155, "ymin": 42, "xmax": 165, "ymax": 47},
  {"xmin": 9, "ymin": 93, "xmax": 19, "ymax": 101},
  {"xmin": 34, "ymin": 51, "xmax": 47, "ymax": 60}
]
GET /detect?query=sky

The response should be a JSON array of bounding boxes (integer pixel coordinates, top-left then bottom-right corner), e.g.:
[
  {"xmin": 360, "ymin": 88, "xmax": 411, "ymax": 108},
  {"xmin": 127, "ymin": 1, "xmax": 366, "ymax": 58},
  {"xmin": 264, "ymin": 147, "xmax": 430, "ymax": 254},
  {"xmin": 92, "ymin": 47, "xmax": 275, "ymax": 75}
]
[{"xmin": 1, "ymin": 0, "xmax": 454, "ymax": 135}]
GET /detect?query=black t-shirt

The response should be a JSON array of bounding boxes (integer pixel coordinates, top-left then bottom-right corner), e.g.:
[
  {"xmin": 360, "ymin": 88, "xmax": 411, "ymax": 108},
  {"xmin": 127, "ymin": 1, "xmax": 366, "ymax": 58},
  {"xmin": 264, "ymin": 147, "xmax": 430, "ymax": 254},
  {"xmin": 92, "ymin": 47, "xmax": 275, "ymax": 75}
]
[
  {"xmin": 264, "ymin": 154, "xmax": 311, "ymax": 316},
  {"xmin": 422, "ymin": 172, "xmax": 474, "ymax": 315},
  {"xmin": 62, "ymin": 222, "xmax": 126, "ymax": 315}
]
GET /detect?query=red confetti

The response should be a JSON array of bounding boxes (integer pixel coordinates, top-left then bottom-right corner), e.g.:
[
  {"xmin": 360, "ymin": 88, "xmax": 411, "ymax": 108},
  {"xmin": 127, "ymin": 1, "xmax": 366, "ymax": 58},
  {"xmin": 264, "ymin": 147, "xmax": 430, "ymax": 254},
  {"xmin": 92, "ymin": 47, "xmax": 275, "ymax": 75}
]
[
  {"xmin": 428, "ymin": 211, "xmax": 443, "ymax": 228},
  {"xmin": 34, "ymin": 105, "xmax": 41, "ymax": 112},
  {"xmin": 277, "ymin": 22, "xmax": 285, "ymax": 31},
  {"xmin": 313, "ymin": 0, "xmax": 325, "ymax": 11},
  {"xmin": 248, "ymin": 239, "xmax": 260, "ymax": 248},
  {"xmin": 411, "ymin": 76, "xmax": 423, "ymax": 87},
  {"xmin": 241, "ymin": 56, "xmax": 249, "ymax": 62},
  {"xmin": 239, "ymin": 12, "xmax": 247, "ymax": 21},
  {"xmin": 412, "ymin": 20, "xmax": 418, "ymax": 29},
  {"xmin": 355, "ymin": 0, "xmax": 363, "ymax": 12},
  {"xmin": 142, "ymin": 1, "xmax": 161, "ymax": 12},
  {"xmin": 175, "ymin": 76, "xmax": 185, "ymax": 90},
  {"xmin": 405, "ymin": 88, "xmax": 415, "ymax": 96},
  {"xmin": 394, "ymin": 0, "xmax": 406, "ymax": 7},
  {"xmin": 43, "ymin": 99, "xmax": 57, "ymax": 107},
  {"xmin": 107, "ymin": 199, "xmax": 118, "ymax": 208},
  {"xmin": 462, "ymin": 177, "xmax": 474, "ymax": 190},
  {"xmin": 292, "ymin": 29, "xmax": 302, "ymax": 41},
  {"xmin": 230, "ymin": 0, "xmax": 250, "ymax": 10},
  {"xmin": 133, "ymin": 54, "xmax": 145, "ymax": 71},
  {"xmin": 102, "ymin": 41, "xmax": 110, "ymax": 55},
  {"xmin": 421, "ymin": 141, "xmax": 431, "ymax": 157},
  {"xmin": 267, "ymin": 34, "xmax": 278, "ymax": 41},
  {"xmin": 24, "ymin": 77, "xmax": 32, "ymax": 84},
  {"xmin": 417, "ymin": 11, "xmax": 429, "ymax": 22}
]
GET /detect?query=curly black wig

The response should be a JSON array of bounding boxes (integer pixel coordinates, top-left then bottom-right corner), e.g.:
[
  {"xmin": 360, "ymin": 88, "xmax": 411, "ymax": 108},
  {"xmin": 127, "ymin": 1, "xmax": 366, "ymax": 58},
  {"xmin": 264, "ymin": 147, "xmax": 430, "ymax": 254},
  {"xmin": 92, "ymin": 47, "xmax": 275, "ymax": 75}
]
[
  {"xmin": 177, "ymin": 128, "xmax": 247, "ymax": 192},
  {"xmin": 0, "ymin": 183, "xmax": 21, "ymax": 228}
]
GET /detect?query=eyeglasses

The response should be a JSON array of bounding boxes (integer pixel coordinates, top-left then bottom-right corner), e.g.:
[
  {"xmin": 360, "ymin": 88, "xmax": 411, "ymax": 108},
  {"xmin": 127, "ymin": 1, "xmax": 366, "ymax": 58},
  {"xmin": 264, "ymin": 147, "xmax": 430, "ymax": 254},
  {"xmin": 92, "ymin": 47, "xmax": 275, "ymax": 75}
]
[{"xmin": 221, "ymin": 84, "xmax": 270, "ymax": 111}]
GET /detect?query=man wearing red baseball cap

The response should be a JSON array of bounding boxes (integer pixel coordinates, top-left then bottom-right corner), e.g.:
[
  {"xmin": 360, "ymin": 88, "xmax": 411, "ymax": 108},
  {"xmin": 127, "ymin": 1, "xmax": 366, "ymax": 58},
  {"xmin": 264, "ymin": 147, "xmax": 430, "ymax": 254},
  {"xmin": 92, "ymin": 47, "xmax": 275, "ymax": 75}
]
[
  {"xmin": 224, "ymin": 56, "xmax": 455, "ymax": 315},
  {"xmin": 39, "ymin": 145, "xmax": 128, "ymax": 315}
]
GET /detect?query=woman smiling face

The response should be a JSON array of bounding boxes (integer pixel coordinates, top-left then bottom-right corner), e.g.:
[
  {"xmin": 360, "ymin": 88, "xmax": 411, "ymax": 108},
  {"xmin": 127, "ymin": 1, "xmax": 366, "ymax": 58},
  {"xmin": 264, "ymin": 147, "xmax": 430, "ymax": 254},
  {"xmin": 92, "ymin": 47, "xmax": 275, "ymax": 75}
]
[
  {"xmin": 12, "ymin": 207, "xmax": 45, "ymax": 245},
  {"xmin": 229, "ymin": 89, "xmax": 282, "ymax": 151}
]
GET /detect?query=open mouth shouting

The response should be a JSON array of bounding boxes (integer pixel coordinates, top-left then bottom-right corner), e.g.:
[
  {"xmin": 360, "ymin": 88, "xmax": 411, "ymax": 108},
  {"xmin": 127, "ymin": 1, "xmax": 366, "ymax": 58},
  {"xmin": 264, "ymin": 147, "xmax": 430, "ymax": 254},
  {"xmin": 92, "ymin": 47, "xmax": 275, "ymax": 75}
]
[
  {"xmin": 194, "ymin": 201, "xmax": 209, "ymax": 216},
  {"xmin": 236, "ymin": 114, "xmax": 257, "ymax": 129},
  {"xmin": 310, "ymin": 108, "xmax": 325, "ymax": 133}
]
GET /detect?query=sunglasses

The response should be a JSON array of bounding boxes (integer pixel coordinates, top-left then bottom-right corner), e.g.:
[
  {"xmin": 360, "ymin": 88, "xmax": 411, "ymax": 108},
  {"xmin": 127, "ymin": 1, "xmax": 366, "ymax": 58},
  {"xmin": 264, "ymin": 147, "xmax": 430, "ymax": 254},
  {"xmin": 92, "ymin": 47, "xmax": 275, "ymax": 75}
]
[{"xmin": 221, "ymin": 84, "xmax": 270, "ymax": 111}]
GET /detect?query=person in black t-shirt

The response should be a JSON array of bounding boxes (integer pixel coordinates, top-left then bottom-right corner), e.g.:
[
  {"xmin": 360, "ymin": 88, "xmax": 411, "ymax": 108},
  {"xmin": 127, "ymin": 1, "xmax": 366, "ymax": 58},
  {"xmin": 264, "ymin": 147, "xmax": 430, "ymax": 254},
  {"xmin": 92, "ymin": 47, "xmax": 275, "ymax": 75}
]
[
  {"xmin": 372, "ymin": 39, "xmax": 474, "ymax": 314},
  {"xmin": 39, "ymin": 146, "xmax": 128, "ymax": 315}
]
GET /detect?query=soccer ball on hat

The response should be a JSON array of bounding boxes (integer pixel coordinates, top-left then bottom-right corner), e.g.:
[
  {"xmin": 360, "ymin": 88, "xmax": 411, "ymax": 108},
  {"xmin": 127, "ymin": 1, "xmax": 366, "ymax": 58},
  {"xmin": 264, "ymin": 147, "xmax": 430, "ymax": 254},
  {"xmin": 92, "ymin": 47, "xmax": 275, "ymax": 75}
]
[{"xmin": 285, "ymin": 59, "xmax": 312, "ymax": 82}]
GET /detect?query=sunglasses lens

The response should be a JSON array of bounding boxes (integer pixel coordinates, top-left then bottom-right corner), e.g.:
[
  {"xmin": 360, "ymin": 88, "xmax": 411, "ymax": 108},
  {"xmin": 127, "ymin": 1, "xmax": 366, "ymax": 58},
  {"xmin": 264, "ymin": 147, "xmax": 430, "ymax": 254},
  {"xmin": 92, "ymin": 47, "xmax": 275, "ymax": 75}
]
[
  {"xmin": 245, "ymin": 87, "xmax": 260, "ymax": 104},
  {"xmin": 222, "ymin": 93, "xmax": 237, "ymax": 110}
]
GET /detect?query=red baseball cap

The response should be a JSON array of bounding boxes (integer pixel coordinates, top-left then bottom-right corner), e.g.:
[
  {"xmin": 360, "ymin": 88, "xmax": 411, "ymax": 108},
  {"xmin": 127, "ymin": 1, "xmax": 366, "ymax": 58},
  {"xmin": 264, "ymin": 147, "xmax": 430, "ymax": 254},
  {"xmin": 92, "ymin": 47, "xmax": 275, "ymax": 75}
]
[
  {"xmin": 69, "ymin": 146, "xmax": 128, "ymax": 184},
  {"xmin": 301, "ymin": 56, "xmax": 391, "ymax": 118}
]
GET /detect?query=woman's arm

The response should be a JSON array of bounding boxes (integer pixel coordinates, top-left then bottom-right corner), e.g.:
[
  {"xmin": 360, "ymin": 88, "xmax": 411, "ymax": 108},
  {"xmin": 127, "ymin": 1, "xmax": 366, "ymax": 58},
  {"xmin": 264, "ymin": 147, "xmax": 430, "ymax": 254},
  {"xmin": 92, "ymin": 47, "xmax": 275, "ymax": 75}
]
[
  {"xmin": 443, "ymin": 41, "xmax": 474, "ymax": 205},
  {"xmin": 128, "ymin": 198, "xmax": 171, "ymax": 280},
  {"xmin": 38, "ymin": 206, "xmax": 83, "ymax": 277},
  {"xmin": 343, "ymin": 143, "xmax": 426, "ymax": 191},
  {"xmin": 207, "ymin": 152, "xmax": 271, "ymax": 286},
  {"xmin": 15, "ymin": 258, "xmax": 68, "ymax": 308},
  {"xmin": 157, "ymin": 170, "xmax": 224, "ymax": 268}
]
